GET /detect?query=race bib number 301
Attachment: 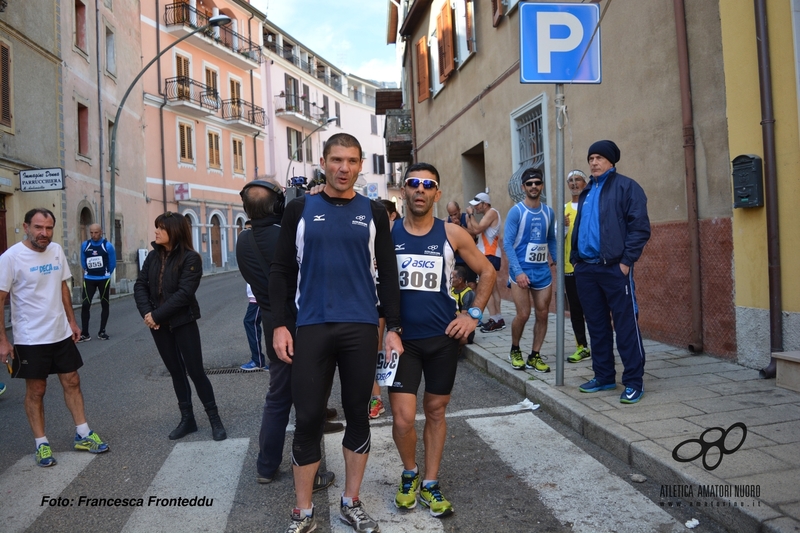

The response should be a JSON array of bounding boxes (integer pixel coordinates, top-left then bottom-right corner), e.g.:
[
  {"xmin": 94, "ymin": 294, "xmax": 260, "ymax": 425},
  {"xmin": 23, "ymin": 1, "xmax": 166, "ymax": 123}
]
[
  {"xmin": 396, "ymin": 254, "xmax": 443, "ymax": 292},
  {"xmin": 86, "ymin": 256, "xmax": 105, "ymax": 269},
  {"xmin": 525, "ymin": 243, "xmax": 548, "ymax": 264}
]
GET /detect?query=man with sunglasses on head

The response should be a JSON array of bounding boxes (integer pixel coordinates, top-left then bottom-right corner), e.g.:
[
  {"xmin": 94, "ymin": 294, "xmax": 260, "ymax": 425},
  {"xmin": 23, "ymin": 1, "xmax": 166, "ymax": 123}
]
[
  {"xmin": 465, "ymin": 193, "xmax": 505, "ymax": 332},
  {"xmin": 503, "ymin": 168, "xmax": 557, "ymax": 372},
  {"xmin": 271, "ymin": 133, "xmax": 402, "ymax": 533},
  {"xmin": 390, "ymin": 163, "xmax": 495, "ymax": 519}
]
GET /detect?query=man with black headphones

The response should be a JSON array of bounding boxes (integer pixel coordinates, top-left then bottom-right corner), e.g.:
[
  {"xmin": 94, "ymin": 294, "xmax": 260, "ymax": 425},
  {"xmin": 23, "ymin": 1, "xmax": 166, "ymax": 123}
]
[{"xmin": 235, "ymin": 179, "xmax": 335, "ymax": 492}]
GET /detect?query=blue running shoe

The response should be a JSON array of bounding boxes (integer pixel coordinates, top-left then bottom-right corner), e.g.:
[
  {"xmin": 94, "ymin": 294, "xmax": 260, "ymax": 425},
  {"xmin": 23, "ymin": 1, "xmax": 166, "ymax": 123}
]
[
  {"xmin": 620, "ymin": 387, "xmax": 644, "ymax": 404},
  {"xmin": 240, "ymin": 361, "xmax": 261, "ymax": 371},
  {"xmin": 579, "ymin": 378, "xmax": 617, "ymax": 393},
  {"xmin": 36, "ymin": 443, "xmax": 57, "ymax": 467},
  {"xmin": 0, "ymin": 382, "xmax": 6, "ymax": 396}
]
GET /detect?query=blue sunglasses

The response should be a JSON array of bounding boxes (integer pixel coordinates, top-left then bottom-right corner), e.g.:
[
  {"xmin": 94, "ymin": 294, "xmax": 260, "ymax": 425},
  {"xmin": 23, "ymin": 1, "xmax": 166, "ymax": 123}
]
[{"xmin": 404, "ymin": 178, "xmax": 439, "ymax": 189}]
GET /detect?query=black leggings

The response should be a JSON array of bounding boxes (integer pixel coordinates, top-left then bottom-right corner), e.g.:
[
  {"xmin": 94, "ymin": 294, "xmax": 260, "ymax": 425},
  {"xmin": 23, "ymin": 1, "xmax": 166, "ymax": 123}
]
[
  {"xmin": 150, "ymin": 321, "xmax": 217, "ymax": 408},
  {"xmin": 564, "ymin": 273, "xmax": 588, "ymax": 347},
  {"xmin": 81, "ymin": 278, "xmax": 110, "ymax": 333},
  {"xmin": 291, "ymin": 322, "xmax": 378, "ymax": 466}
]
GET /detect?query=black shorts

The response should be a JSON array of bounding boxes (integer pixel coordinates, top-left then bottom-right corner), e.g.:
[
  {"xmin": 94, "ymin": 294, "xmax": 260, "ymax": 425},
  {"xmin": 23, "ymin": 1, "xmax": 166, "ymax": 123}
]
[
  {"xmin": 487, "ymin": 255, "xmax": 501, "ymax": 271},
  {"xmin": 388, "ymin": 335, "xmax": 460, "ymax": 396},
  {"xmin": 11, "ymin": 337, "xmax": 83, "ymax": 380}
]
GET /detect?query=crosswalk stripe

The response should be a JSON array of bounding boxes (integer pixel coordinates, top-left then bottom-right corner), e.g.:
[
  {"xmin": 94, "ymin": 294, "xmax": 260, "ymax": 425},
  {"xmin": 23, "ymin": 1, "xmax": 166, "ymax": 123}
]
[
  {"xmin": 121, "ymin": 438, "xmax": 249, "ymax": 533},
  {"xmin": 324, "ymin": 425, "xmax": 445, "ymax": 532},
  {"xmin": 0, "ymin": 451, "xmax": 96, "ymax": 533},
  {"xmin": 468, "ymin": 412, "xmax": 684, "ymax": 533}
]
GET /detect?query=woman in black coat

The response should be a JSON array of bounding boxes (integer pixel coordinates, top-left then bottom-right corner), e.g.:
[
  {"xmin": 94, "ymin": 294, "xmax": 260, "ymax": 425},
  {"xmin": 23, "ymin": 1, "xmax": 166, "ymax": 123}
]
[{"xmin": 134, "ymin": 212, "xmax": 226, "ymax": 441}]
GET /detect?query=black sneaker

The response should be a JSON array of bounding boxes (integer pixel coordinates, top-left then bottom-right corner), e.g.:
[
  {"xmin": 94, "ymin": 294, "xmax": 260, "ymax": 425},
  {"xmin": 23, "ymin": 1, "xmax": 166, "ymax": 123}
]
[
  {"xmin": 97, "ymin": 331, "xmax": 109, "ymax": 340},
  {"xmin": 78, "ymin": 334, "xmax": 91, "ymax": 342}
]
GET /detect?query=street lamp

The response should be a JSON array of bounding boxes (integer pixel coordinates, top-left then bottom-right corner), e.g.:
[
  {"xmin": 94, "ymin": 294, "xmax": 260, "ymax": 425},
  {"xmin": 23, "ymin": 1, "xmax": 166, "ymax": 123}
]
[
  {"xmin": 285, "ymin": 116, "xmax": 339, "ymax": 187},
  {"xmin": 106, "ymin": 14, "xmax": 232, "ymax": 247}
]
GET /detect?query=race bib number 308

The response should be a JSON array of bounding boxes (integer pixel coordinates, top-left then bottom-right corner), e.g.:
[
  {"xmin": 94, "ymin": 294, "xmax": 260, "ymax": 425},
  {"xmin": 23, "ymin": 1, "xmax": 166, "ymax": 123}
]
[
  {"xmin": 525, "ymin": 243, "xmax": 548, "ymax": 264},
  {"xmin": 396, "ymin": 254, "xmax": 443, "ymax": 292}
]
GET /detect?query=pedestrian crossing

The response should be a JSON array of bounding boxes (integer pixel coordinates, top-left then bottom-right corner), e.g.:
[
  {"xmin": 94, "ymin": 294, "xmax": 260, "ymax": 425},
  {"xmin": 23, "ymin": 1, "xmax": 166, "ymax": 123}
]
[{"xmin": 0, "ymin": 406, "xmax": 682, "ymax": 533}]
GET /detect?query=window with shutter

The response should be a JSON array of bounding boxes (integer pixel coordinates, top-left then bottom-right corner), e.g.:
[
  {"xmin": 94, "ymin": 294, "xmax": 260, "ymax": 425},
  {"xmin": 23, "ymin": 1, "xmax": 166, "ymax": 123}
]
[
  {"xmin": 437, "ymin": 14, "xmax": 446, "ymax": 83},
  {"xmin": 491, "ymin": 0, "xmax": 503, "ymax": 27},
  {"xmin": 179, "ymin": 123, "xmax": 193, "ymax": 162},
  {"xmin": 335, "ymin": 102, "xmax": 341, "ymax": 126},
  {"xmin": 177, "ymin": 55, "xmax": 189, "ymax": 98},
  {"xmin": 0, "ymin": 42, "xmax": 11, "ymax": 128},
  {"xmin": 466, "ymin": 0, "xmax": 476, "ymax": 54},
  {"xmin": 416, "ymin": 36, "xmax": 430, "ymax": 103},
  {"xmin": 208, "ymin": 131, "xmax": 220, "ymax": 168},
  {"xmin": 74, "ymin": 0, "xmax": 87, "ymax": 52},
  {"xmin": 77, "ymin": 103, "xmax": 89, "ymax": 156},
  {"xmin": 370, "ymin": 114, "xmax": 378, "ymax": 135},
  {"xmin": 233, "ymin": 138, "xmax": 244, "ymax": 173},
  {"xmin": 231, "ymin": 79, "xmax": 242, "ymax": 118},
  {"xmin": 440, "ymin": 2, "xmax": 455, "ymax": 80}
]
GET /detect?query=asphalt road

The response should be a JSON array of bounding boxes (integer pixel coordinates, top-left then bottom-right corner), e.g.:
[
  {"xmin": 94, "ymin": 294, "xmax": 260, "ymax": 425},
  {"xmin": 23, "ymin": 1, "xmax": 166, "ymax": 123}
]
[{"xmin": 0, "ymin": 271, "xmax": 728, "ymax": 532}]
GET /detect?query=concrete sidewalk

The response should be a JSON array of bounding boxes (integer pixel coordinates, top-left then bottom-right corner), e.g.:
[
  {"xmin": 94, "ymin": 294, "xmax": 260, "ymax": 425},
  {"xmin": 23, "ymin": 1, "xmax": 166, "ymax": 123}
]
[{"xmin": 464, "ymin": 301, "xmax": 800, "ymax": 533}]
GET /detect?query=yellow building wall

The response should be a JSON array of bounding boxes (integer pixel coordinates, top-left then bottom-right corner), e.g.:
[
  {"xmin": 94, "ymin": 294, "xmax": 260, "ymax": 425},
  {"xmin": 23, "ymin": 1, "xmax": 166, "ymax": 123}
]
[{"xmin": 720, "ymin": 0, "xmax": 800, "ymax": 313}]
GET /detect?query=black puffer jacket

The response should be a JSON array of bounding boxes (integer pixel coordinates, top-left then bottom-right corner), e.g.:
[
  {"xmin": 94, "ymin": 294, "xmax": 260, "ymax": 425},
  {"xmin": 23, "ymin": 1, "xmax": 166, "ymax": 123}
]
[{"xmin": 134, "ymin": 242, "xmax": 202, "ymax": 329}]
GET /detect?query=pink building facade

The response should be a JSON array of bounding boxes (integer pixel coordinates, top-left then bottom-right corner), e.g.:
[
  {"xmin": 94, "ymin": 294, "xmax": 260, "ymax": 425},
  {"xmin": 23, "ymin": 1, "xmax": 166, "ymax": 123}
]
[{"xmin": 140, "ymin": 0, "xmax": 265, "ymax": 271}]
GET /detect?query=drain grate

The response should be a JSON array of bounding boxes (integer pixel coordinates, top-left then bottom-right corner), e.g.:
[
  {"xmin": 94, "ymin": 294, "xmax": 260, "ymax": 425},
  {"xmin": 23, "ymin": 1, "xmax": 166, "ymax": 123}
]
[{"xmin": 205, "ymin": 367, "xmax": 268, "ymax": 376}]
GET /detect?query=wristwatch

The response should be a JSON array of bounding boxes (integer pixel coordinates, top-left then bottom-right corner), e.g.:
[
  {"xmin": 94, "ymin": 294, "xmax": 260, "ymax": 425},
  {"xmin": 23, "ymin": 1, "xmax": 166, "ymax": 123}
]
[
  {"xmin": 387, "ymin": 326, "xmax": 403, "ymax": 336},
  {"xmin": 467, "ymin": 307, "xmax": 482, "ymax": 321}
]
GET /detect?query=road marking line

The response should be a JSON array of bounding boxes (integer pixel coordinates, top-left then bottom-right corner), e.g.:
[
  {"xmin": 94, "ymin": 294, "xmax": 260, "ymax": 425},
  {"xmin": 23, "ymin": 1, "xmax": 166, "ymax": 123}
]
[
  {"xmin": 324, "ymin": 425, "xmax": 445, "ymax": 532},
  {"xmin": 0, "ymin": 452, "xmax": 96, "ymax": 533},
  {"xmin": 122, "ymin": 438, "xmax": 249, "ymax": 533},
  {"xmin": 468, "ymin": 412, "xmax": 683, "ymax": 533}
]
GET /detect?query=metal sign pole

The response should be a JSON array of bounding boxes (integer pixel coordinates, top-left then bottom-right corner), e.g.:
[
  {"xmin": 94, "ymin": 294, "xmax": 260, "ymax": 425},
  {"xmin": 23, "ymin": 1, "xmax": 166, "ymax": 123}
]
[{"xmin": 555, "ymin": 83, "xmax": 565, "ymax": 386}]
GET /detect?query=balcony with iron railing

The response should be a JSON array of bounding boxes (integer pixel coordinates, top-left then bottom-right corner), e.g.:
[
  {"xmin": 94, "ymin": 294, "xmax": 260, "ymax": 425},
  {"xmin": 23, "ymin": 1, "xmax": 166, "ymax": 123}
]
[
  {"xmin": 352, "ymin": 90, "xmax": 376, "ymax": 107},
  {"xmin": 221, "ymin": 98, "xmax": 266, "ymax": 134},
  {"xmin": 164, "ymin": 76, "xmax": 219, "ymax": 118},
  {"xmin": 164, "ymin": 2, "xmax": 262, "ymax": 69},
  {"xmin": 274, "ymin": 93, "xmax": 327, "ymax": 129}
]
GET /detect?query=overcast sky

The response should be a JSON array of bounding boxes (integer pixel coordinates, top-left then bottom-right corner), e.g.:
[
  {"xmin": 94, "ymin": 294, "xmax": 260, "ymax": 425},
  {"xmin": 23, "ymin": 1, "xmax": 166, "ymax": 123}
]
[{"xmin": 250, "ymin": 0, "xmax": 400, "ymax": 84}]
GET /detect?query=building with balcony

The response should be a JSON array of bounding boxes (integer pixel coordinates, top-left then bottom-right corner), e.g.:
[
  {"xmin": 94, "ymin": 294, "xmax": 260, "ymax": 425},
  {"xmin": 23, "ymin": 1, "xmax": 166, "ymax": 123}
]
[
  {"xmin": 141, "ymin": 0, "xmax": 266, "ymax": 271},
  {"xmin": 260, "ymin": 20, "xmax": 392, "ymax": 203},
  {"xmin": 390, "ymin": 0, "xmax": 799, "ymax": 364}
]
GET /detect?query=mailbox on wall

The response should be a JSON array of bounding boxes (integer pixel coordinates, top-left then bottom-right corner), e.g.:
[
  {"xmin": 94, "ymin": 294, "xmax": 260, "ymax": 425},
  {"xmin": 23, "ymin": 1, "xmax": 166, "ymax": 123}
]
[{"xmin": 731, "ymin": 154, "xmax": 764, "ymax": 208}]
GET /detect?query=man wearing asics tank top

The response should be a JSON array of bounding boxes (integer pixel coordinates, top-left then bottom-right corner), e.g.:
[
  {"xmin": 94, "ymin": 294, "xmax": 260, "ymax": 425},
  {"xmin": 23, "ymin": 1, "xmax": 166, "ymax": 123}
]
[{"xmin": 389, "ymin": 163, "xmax": 495, "ymax": 519}]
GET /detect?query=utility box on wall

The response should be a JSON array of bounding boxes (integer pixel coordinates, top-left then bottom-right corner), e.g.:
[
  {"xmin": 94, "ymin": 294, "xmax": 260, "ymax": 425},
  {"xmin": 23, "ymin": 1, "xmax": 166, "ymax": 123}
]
[{"xmin": 731, "ymin": 154, "xmax": 764, "ymax": 208}]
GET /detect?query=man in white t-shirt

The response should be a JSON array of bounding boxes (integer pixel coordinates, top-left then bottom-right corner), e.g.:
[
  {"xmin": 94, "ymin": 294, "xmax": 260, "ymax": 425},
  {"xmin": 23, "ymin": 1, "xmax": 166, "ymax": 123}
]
[{"xmin": 0, "ymin": 208, "xmax": 109, "ymax": 468}]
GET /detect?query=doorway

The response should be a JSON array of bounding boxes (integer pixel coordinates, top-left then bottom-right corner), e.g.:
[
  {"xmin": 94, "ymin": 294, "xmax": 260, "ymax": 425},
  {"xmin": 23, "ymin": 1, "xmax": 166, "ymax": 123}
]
[{"xmin": 210, "ymin": 215, "xmax": 222, "ymax": 267}]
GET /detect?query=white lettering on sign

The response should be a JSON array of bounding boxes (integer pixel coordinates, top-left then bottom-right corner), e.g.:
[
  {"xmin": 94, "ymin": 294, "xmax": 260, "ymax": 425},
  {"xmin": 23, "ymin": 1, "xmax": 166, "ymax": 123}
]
[{"xmin": 537, "ymin": 12, "xmax": 584, "ymax": 74}]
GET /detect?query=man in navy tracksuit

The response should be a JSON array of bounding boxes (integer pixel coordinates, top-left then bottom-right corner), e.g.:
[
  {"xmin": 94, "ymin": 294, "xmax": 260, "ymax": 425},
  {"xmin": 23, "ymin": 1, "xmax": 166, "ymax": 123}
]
[{"xmin": 570, "ymin": 140, "xmax": 650, "ymax": 404}]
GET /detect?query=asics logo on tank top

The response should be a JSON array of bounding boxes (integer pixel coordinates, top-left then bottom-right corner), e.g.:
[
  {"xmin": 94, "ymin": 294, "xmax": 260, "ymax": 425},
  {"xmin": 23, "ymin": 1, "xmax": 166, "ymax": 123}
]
[{"xmin": 313, "ymin": 214, "xmax": 325, "ymax": 222}]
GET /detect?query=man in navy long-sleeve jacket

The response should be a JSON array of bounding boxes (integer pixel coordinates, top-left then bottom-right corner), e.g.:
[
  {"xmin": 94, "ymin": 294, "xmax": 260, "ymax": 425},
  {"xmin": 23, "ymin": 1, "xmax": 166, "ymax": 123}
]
[{"xmin": 570, "ymin": 140, "xmax": 651, "ymax": 404}]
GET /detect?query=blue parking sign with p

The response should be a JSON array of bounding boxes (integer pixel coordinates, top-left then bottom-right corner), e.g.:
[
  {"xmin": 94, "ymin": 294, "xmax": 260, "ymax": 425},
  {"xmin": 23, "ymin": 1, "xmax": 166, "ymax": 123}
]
[{"xmin": 519, "ymin": 3, "xmax": 601, "ymax": 84}]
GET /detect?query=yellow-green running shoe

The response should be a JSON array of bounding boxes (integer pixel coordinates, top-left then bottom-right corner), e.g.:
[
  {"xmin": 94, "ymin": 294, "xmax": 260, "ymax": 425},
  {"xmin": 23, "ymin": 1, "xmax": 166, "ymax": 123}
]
[
  {"xmin": 509, "ymin": 349, "xmax": 525, "ymax": 370},
  {"xmin": 419, "ymin": 482, "xmax": 454, "ymax": 518},
  {"xmin": 567, "ymin": 346, "xmax": 591, "ymax": 363},
  {"xmin": 35, "ymin": 443, "xmax": 56, "ymax": 467},
  {"xmin": 395, "ymin": 471, "xmax": 420, "ymax": 509},
  {"xmin": 526, "ymin": 353, "xmax": 550, "ymax": 373},
  {"xmin": 74, "ymin": 431, "xmax": 109, "ymax": 453}
]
